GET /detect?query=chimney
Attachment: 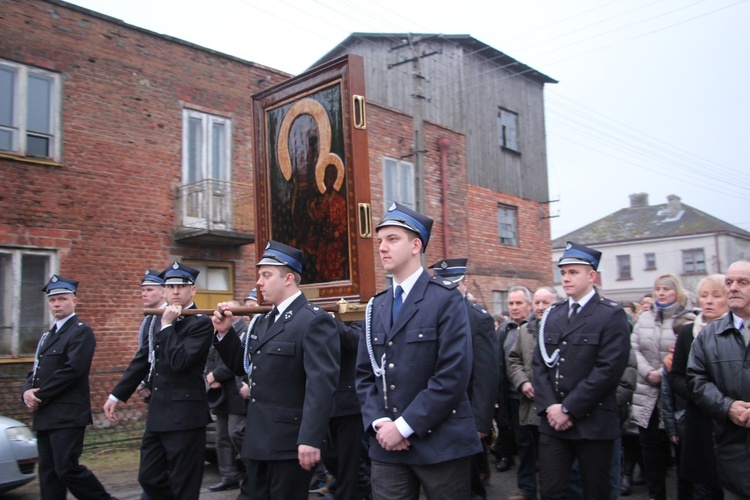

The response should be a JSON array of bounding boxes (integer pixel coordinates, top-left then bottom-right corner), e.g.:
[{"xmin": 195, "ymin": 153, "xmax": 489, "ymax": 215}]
[{"xmin": 629, "ymin": 193, "xmax": 649, "ymax": 208}]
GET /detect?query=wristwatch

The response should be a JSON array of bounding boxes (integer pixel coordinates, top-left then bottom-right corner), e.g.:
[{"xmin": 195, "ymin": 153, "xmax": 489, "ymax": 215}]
[{"xmin": 561, "ymin": 405, "xmax": 569, "ymax": 415}]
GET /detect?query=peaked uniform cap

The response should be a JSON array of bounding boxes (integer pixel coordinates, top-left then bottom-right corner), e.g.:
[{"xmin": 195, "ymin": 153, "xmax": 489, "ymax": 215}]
[
  {"xmin": 141, "ymin": 268, "xmax": 165, "ymax": 286},
  {"xmin": 159, "ymin": 261, "xmax": 200, "ymax": 285},
  {"xmin": 42, "ymin": 275, "xmax": 79, "ymax": 296},
  {"xmin": 376, "ymin": 202, "xmax": 433, "ymax": 252},
  {"xmin": 558, "ymin": 241, "xmax": 602, "ymax": 271},
  {"xmin": 429, "ymin": 258, "xmax": 468, "ymax": 282},
  {"xmin": 257, "ymin": 240, "xmax": 306, "ymax": 274}
]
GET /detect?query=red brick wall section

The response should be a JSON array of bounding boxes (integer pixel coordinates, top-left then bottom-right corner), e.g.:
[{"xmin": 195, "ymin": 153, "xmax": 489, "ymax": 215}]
[
  {"xmin": 0, "ymin": 0, "xmax": 553, "ymax": 423},
  {"xmin": 0, "ymin": 0, "xmax": 288, "ymax": 423}
]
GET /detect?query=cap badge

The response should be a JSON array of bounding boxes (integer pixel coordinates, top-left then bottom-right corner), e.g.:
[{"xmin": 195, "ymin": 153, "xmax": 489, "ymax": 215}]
[
  {"xmin": 265, "ymin": 242, "xmax": 271, "ymax": 249},
  {"xmin": 172, "ymin": 262, "xmax": 179, "ymax": 270},
  {"xmin": 51, "ymin": 276, "xmax": 58, "ymax": 282},
  {"xmin": 144, "ymin": 269, "xmax": 149, "ymax": 275},
  {"xmin": 565, "ymin": 242, "xmax": 572, "ymax": 250},
  {"xmin": 388, "ymin": 202, "xmax": 397, "ymax": 211},
  {"xmin": 440, "ymin": 261, "xmax": 448, "ymax": 269}
]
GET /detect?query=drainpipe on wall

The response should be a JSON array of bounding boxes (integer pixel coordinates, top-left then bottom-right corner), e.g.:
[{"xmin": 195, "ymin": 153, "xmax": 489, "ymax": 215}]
[
  {"xmin": 714, "ymin": 234, "xmax": 721, "ymax": 272},
  {"xmin": 438, "ymin": 138, "xmax": 451, "ymax": 256}
]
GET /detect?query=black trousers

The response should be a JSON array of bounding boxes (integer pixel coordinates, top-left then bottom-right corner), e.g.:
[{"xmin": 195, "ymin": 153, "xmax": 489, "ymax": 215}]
[
  {"xmin": 538, "ymin": 432, "xmax": 614, "ymax": 500},
  {"xmin": 322, "ymin": 413, "xmax": 369, "ymax": 500},
  {"xmin": 638, "ymin": 408, "xmax": 669, "ymax": 500},
  {"xmin": 371, "ymin": 456, "xmax": 471, "ymax": 500},
  {"xmin": 36, "ymin": 427, "xmax": 110, "ymax": 500},
  {"xmin": 138, "ymin": 427, "xmax": 206, "ymax": 500},
  {"xmin": 240, "ymin": 458, "xmax": 313, "ymax": 500}
]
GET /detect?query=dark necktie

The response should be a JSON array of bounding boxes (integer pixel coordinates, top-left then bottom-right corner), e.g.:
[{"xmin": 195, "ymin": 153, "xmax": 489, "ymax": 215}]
[
  {"xmin": 261, "ymin": 307, "xmax": 278, "ymax": 339},
  {"xmin": 392, "ymin": 286, "xmax": 404, "ymax": 324},
  {"xmin": 568, "ymin": 302, "xmax": 580, "ymax": 323},
  {"xmin": 45, "ymin": 324, "xmax": 57, "ymax": 346}
]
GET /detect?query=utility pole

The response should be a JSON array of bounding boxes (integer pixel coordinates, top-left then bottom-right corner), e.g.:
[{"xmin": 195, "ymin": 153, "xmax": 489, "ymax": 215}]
[{"xmin": 388, "ymin": 34, "xmax": 441, "ymax": 214}]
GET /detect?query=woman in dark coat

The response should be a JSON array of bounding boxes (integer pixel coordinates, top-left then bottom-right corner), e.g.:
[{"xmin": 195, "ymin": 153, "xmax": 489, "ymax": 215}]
[{"xmin": 668, "ymin": 274, "xmax": 727, "ymax": 500}]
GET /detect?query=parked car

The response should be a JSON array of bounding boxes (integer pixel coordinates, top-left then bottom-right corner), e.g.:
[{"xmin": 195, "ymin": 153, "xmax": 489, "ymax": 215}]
[{"xmin": 0, "ymin": 415, "xmax": 37, "ymax": 493}]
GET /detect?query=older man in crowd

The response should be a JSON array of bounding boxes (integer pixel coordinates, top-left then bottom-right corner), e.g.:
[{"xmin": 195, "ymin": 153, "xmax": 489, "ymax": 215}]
[
  {"xmin": 492, "ymin": 286, "xmax": 533, "ymax": 472},
  {"xmin": 688, "ymin": 260, "xmax": 750, "ymax": 499}
]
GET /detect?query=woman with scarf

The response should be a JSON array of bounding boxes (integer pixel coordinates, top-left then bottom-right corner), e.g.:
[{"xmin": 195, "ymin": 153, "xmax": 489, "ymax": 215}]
[
  {"xmin": 667, "ymin": 274, "xmax": 727, "ymax": 499},
  {"xmin": 631, "ymin": 274, "xmax": 695, "ymax": 500}
]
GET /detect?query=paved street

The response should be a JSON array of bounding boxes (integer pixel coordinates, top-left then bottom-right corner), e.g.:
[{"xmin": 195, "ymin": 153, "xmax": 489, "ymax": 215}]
[{"xmin": 5, "ymin": 448, "xmax": 673, "ymax": 499}]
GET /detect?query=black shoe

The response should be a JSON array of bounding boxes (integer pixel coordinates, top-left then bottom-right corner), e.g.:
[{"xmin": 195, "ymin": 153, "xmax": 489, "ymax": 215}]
[
  {"xmin": 619, "ymin": 475, "xmax": 632, "ymax": 496},
  {"xmin": 495, "ymin": 456, "xmax": 513, "ymax": 472},
  {"xmin": 208, "ymin": 479, "xmax": 240, "ymax": 492}
]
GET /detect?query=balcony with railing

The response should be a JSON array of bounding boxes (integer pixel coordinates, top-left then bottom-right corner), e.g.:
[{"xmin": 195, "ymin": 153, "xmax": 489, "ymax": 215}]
[{"xmin": 174, "ymin": 179, "xmax": 254, "ymax": 245}]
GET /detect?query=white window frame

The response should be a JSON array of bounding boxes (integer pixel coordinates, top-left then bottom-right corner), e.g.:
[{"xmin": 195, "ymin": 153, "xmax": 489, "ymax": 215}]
[
  {"xmin": 0, "ymin": 59, "xmax": 62, "ymax": 161},
  {"xmin": 181, "ymin": 109, "xmax": 233, "ymax": 229},
  {"xmin": 0, "ymin": 248, "xmax": 57, "ymax": 358},
  {"xmin": 382, "ymin": 157, "xmax": 415, "ymax": 209},
  {"xmin": 181, "ymin": 109, "xmax": 232, "ymax": 184},
  {"xmin": 616, "ymin": 255, "xmax": 632, "ymax": 280},
  {"xmin": 682, "ymin": 248, "xmax": 706, "ymax": 274},
  {"xmin": 497, "ymin": 203, "xmax": 518, "ymax": 246},
  {"xmin": 498, "ymin": 107, "xmax": 519, "ymax": 152},
  {"xmin": 644, "ymin": 252, "xmax": 656, "ymax": 270}
]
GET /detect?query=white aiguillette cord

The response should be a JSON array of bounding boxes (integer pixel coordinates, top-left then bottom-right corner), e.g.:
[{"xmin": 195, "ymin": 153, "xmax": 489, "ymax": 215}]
[
  {"xmin": 365, "ymin": 297, "xmax": 388, "ymax": 409},
  {"xmin": 243, "ymin": 315, "xmax": 260, "ymax": 374},
  {"xmin": 538, "ymin": 303, "xmax": 562, "ymax": 368}
]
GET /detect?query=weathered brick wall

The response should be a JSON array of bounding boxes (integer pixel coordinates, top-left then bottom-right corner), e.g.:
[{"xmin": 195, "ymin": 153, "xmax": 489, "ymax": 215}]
[
  {"xmin": 0, "ymin": 0, "xmax": 553, "ymax": 425},
  {"xmin": 0, "ymin": 0, "xmax": 288, "ymax": 423}
]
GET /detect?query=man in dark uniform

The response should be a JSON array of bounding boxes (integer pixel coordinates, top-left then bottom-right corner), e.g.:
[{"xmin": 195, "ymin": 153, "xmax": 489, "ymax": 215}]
[
  {"xmin": 212, "ymin": 240, "xmax": 340, "ymax": 500},
  {"xmin": 532, "ymin": 242, "xmax": 630, "ymax": 499},
  {"xmin": 316, "ymin": 320, "xmax": 372, "ymax": 500},
  {"xmin": 135, "ymin": 269, "xmax": 166, "ymax": 404},
  {"xmin": 103, "ymin": 262, "xmax": 213, "ymax": 500},
  {"xmin": 22, "ymin": 275, "xmax": 115, "ymax": 500},
  {"xmin": 429, "ymin": 258, "xmax": 499, "ymax": 500},
  {"xmin": 356, "ymin": 203, "xmax": 482, "ymax": 500},
  {"xmin": 205, "ymin": 300, "xmax": 247, "ymax": 492}
]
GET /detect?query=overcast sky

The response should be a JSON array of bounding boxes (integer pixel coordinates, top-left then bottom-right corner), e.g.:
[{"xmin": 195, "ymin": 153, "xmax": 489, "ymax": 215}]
[{"xmin": 66, "ymin": 0, "xmax": 750, "ymax": 238}]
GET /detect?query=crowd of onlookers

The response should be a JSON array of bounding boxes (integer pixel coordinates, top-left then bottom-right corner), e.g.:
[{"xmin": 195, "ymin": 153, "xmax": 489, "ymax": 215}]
[
  {"xmin": 23, "ymin": 201, "xmax": 750, "ymax": 500},
  {"xmin": 484, "ymin": 261, "xmax": 750, "ymax": 500}
]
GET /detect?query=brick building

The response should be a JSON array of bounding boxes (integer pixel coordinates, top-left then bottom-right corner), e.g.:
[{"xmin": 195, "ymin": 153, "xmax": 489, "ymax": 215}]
[{"xmin": 0, "ymin": 0, "xmax": 554, "ymax": 427}]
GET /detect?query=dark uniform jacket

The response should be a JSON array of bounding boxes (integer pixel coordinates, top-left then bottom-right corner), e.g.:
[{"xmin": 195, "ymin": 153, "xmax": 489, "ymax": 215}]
[
  {"xmin": 111, "ymin": 307, "xmax": 213, "ymax": 432},
  {"xmin": 214, "ymin": 293, "xmax": 340, "ymax": 461},
  {"xmin": 466, "ymin": 298, "xmax": 499, "ymax": 435},
  {"xmin": 532, "ymin": 294, "xmax": 630, "ymax": 440},
  {"xmin": 332, "ymin": 320, "xmax": 363, "ymax": 418},
  {"xmin": 356, "ymin": 270, "xmax": 483, "ymax": 465},
  {"xmin": 22, "ymin": 315, "xmax": 95, "ymax": 431},
  {"xmin": 205, "ymin": 345, "xmax": 247, "ymax": 416}
]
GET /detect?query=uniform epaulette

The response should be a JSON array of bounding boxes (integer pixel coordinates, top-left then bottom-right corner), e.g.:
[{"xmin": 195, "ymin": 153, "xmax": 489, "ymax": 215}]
[
  {"xmin": 373, "ymin": 288, "xmax": 390, "ymax": 298},
  {"xmin": 305, "ymin": 303, "xmax": 328, "ymax": 315},
  {"xmin": 599, "ymin": 297, "xmax": 620, "ymax": 308},
  {"xmin": 429, "ymin": 275, "xmax": 459, "ymax": 289},
  {"xmin": 470, "ymin": 302, "xmax": 489, "ymax": 315}
]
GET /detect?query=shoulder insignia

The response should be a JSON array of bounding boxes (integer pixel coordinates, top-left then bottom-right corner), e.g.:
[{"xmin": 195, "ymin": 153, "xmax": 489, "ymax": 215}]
[
  {"xmin": 305, "ymin": 303, "xmax": 326, "ymax": 315},
  {"xmin": 429, "ymin": 276, "xmax": 458, "ymax": 289},
  {"xmin": 470, "ymin": 302, "xmax": 489, "ymax": 315},
  {"xmin": 599, "ymin": 298, "xmax": 620, "ymax": 308}
]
